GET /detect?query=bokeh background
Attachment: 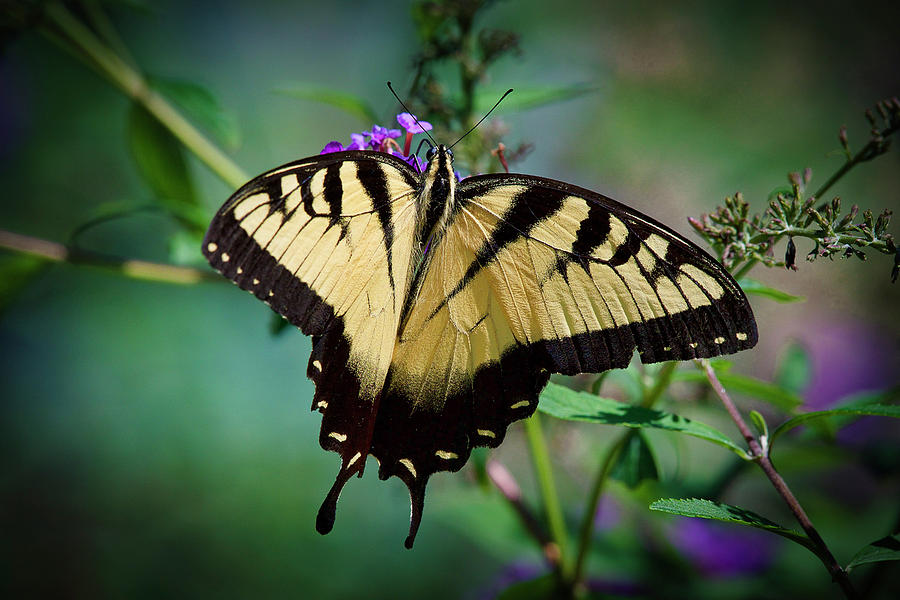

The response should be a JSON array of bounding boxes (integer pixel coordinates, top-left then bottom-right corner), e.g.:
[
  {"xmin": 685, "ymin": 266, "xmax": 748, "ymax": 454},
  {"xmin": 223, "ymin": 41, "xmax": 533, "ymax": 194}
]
[{"xmin": 2, "ymin": 1, "xmax": 898, "ymax": 598}]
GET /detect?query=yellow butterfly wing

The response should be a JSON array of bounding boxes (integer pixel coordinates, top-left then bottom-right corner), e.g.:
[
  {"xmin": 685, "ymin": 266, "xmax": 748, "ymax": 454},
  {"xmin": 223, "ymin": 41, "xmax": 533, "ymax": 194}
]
[
  {"xmin": 202, "ymin": 151, "xmax": 420, "ymax": 528},
  {"xmin": 374, "ymin": 173, "xmax": 757, "ymax": 546}
]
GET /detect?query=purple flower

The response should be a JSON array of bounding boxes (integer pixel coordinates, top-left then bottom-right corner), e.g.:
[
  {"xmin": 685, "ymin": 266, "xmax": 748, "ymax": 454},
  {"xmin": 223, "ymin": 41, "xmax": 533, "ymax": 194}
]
[
  {"xmin": 320, "ymin": 141, "xmax": 344, "ymax": 154},
  {"xmin": 359, "ymin": 124, "xmax": 401, "ymax": 152},
  {"xmin": 671, "ymin": 518, "xmax": 778, "ymax": 577},
  {"xmin": 402, "ymin": 154, "xmax": 427, "ymax": 173},
  {"xmin": 397, "ymin": 112, "xmax": 433, "ymax": 133},
  {"xmin": 347, "ymin": 133, "xmax": 367, "ymax": 150}
]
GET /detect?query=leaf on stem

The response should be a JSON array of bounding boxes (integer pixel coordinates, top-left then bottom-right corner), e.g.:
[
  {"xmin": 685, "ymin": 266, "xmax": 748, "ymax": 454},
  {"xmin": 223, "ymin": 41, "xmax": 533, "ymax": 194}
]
[
  {"xmin": 151, "ymin": 77, "xmax": 242, "ymax": 150},
  {"xmin": 610, "ymin": 430, "xmax": 659, "ymax": 488},
  {"xmin": 674, "ymin": 370, "xmax": 803, "ymax": 412},
  {"xmin": 127, "ymin": 103, "xmax": 204, "ymax": 233},
  {"xmin": 538, "ymin": 382, "xmax": 749, "ymax": 458},
  {"xmin": 770, "ymin": 401, "xmax": 900, "ymax": 447},
  {"xmin": 738, "ymin": 278, "xmax": 805, "ymax": 303},
  {"xmin": 274, "ymin": 83, "xmax": 379, "ymax": 123},
  {"xmin": 650, "ymin": 498, "xmax": 817, "ymax": 553},
  {"xmin": 474, "ymin": 84, "xmax": 599, "ymax": 113},
  {"xmin": 846, "ymin": 534, "xmax": 900, "ymax": 571}
]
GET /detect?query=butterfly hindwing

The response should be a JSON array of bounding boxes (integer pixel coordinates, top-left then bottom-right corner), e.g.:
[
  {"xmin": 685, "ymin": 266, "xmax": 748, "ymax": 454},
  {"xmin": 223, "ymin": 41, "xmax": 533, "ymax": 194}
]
[{"xmin": 202, "ymin": 151, "xmax": 421, "ymax": 531}]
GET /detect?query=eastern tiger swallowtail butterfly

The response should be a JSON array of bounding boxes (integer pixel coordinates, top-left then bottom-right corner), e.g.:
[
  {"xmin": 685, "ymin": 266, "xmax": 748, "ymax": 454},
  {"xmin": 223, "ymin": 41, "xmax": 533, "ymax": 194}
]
[{"xmin": 203, "ymin": 139, "xmax": 757, "ymax": 548}]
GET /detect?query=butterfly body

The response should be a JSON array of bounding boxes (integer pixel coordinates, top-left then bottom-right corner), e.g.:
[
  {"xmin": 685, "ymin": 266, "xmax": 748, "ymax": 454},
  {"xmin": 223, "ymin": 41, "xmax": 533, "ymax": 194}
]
[{"xmin": 203, "ymin": 145, "xmax": 757, "ymax": 548}]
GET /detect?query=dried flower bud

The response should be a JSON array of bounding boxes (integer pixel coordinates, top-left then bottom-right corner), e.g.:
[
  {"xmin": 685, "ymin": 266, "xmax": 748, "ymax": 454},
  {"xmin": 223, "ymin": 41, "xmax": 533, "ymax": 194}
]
[
  {"xmin": 831, "ymin": 197, "xmax": 841, "ymax": 215},
  {"xmin": 803, "ymin": 167, "xmax": 812, "ymax": 185},
  {"xmin": 839, "ymin": 125, "xmax": 849, "ymax": 148},
  {"xmin": 785, "ymin": 237, "xmax": 797, "ymax": 271},
  {"xmin": 688, "ymin": 216, "xmax": 704, "ymax": 232},
  {"xmin": 788, "ymin": 171, "xmax": 801, "ymax": 187}
]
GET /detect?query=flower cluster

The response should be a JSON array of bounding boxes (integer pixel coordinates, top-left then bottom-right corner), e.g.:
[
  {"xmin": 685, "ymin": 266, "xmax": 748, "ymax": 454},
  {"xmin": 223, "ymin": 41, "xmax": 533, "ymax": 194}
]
[{"xmin": 320, "ymin": 112, "xmax": 432, "ymax": 173}]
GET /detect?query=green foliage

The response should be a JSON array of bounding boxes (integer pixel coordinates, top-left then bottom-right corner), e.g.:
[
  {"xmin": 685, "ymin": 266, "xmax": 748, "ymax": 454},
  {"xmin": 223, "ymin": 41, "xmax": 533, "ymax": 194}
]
[
  {"xmin": 538, "ymin": 382, "xmax": 748, "ymax": 458},
  {"xmin": 673, "ymin": 369, "xmax": 804, "ymax": 412},
  {"xmin": 609, "ymin": 430, "xmax": 659, "ymax": 488},
  {"xmin": 846, "ymin": 534, "xmax": 900, "ymax": 572},
  {"xmin": 770, "ymin": 401, "xmax": 900, "ymax": 447},
  {"xmin": 127, "ymin": 103, "xmax": 205, "ymax": 233},
  {"xmin": 275, "ymin": 83, "xmax": 379, "ymax": 124},
  {"xmin": 649, "ymin": 498, "xmax": 817, "ymax": 554},
  {"xmin": 0, "ymin": 253, "xmax": 47, "ymax": 312},
  {"xmin": 738, "ymin": 277, "xmax": 805, "ymax": 303},
  {"xmin": 152, "ymin": 78, "xmax": 242, "ymax": 151}
]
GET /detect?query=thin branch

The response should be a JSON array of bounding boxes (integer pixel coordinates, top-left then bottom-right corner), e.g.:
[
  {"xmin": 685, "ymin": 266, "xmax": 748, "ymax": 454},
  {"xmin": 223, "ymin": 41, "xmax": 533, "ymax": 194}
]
[
  {"xmin": 697, "ymin": 359, "xmax": 858, "ymax": 600},
  {"xmin": 524, "ymin": 412, "xmax": 570, "ymax": 575},
  {"xmin": 42, "ymin": 2, "xmax": 248, "ymax": 190},
  {"xmin": 486, "ymin": 459, "xmax": 561, "ymax": 569},
  {"xmin": 813, "ymin": 118, "xmax": 900, "ymax": 205},
  {"xmin": 0, "ymin": 229, "xmax": 217, "ymax": 285}
]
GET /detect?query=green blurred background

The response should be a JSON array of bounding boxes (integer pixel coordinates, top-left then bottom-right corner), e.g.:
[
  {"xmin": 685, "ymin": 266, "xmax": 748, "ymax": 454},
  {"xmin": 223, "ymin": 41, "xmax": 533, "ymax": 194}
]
[{"xmin": 2, "ymin": 1, "xmax": 898, "ymax": 598}]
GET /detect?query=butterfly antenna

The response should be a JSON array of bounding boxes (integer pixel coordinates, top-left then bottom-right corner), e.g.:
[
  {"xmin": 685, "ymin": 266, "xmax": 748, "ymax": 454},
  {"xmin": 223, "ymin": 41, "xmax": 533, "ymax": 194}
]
[
  {"xmin": 448, "ymin": 89, "xmax": 514, "ymax": 150},
  {"xmin": 387, "ymin": 81, "xmax": 437, "ymax": 147}
]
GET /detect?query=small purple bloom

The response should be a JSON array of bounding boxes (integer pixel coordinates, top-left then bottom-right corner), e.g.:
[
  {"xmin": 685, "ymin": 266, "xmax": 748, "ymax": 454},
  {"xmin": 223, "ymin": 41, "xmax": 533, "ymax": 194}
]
[
  {"xmin": 403, "ymin": 154, "xmax": 427, "ymax": 173},
  {"xmin": 671, "ymin": 518, "xmax": 778, "ymax": 577},
  {"xmin": 347, "ymin": 133, "xmax": 367, "ymax": 150},
  {"xmin": 320, "ymin": 141, "xmax": 344, "ymax": 154},
  {"xmin": 397, "ymin": 112, "xmax": 433, "ymax": 133}
]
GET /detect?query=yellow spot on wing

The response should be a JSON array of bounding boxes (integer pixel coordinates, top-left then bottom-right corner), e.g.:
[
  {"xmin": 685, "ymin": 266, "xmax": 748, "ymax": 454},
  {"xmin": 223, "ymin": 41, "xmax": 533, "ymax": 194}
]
[
  {"xmin": 253, "ymin": 278, "xmax": 260, "ymax": 285},
  {"xmin": 736, "ymin": 332, "xmax": 748, "ymax": 341},
  {"xmin": 348, "ymin": 452, "xmax": 361, "ymax": 467},
  {"xmin": 477, "ymin": 429, "xmax": 496, "ymax": 438},
  {"xmin": 329, "ymin": 432, "xmax": 347, "ymax": 442},
  {"xmin": 207, "ymin": 242, "xmax": 218, "ymax": 252},
  {"xmin": 714, "ymin": 336, "xmax": 725, "ymax": 344},
  {"xmin": 689, "ymin": 342, "xmax": 698, "ymax": 348},
  {"xmin": 316, "ymin": 400, "xmax": 328, "ymax": 409},
  {"xmin": 399, "ymin": 458, "xmax": 417, "ymax": 478},
  {"xmin": 510, "ymin": 400, "xmax": 530, "ymax": 409},
  {"xmin": 312, "ymin": 360, "xmax": 322, "ymax": 371},
  {"xmin": 680, "ymin": 264, "xmax": 724, "ymax": 299},
  {"xmin": 221, "ymin": 252, "xmax": 230, "ymax": 262},
  {"xmin": 435, "ymin": 450, "xmax": 458, "ymax": 460},
  {"xmin": 236, "ymin": 266, "xmax": 243, "ymax": 274}
]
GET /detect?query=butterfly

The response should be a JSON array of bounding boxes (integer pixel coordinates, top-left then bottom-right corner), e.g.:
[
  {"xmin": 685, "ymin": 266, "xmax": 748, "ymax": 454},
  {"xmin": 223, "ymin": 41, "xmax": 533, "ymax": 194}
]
[{"xmin": 202, "ymin": 138, "xmax": 757, "ymax": 548}]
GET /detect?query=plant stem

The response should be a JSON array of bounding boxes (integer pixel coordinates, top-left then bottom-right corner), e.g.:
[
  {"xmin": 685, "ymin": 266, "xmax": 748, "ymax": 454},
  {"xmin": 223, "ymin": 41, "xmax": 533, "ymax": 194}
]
[
  {"xmin": 486, "ymin": 459, "xmax": 561, "ymax": 569},
  {"xmin": 570, "ymin": 361, "xmax": 677, "ymax": 588},
  {"xmin": 524, "ymin": 412, "xmax": 569, "ymax": 575},
  {"xmin": 42, "ymin": 2, "xmax": 248, "ymax": 190},
  {"xmin": 732, "ymin": 258, "xmax": 758, "ymax": 282},
  {"xmin": 813, "ymin": 117, "xmax": 900, "ymax": 205},
  {"xmin": 698, "ymin": 359, "xmax": 858, "ymax": 599},
  {"xmin": 0, "ymin": 229, "xmax": 218, "ymax": 285}
]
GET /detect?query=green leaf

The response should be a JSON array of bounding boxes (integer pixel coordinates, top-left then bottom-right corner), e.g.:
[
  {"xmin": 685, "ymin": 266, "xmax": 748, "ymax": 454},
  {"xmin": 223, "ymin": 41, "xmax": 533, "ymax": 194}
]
[
  {"xmin": 739, "ymin": 278, "xmax": 805, "ymax": 303},
  {"xmin": 127, "ymin": 103, "xmax": 203, "ymax": 233},
  {"xmin": 0, "ymin": 253, "xmax": 47, "ymax": 313},
  {"xmin": 749, "ymin": 410, "xmax": 768, "ymax": 439},
  {"xmin": 774, "ymin": 342, "xmax": 811, "ymax": 394},
  {"xmin": 475, "ymin": 84, "xmax": 599, "ymax": 113},
  {"xmin": 673, "ymin": 370, "xmax": 803, "ymax": 412},
  {"xmin": 770, "ymin": 402, "xmax": 900, "ymax": 446},
  {"xmin": 846, "ymin": 534, "xmax": 900, "ymax": 571},
  {"xmin": 538, "ymin": 382, "xmax": 748, "ymax": 458},
  {"xmin": 610, "ymin": 430, "xmax": 659, "ymax": 488},
  {"xmin": 275, "ymin": 84, "xmax": 379, "ymax": 123},
  {"xmin": 496, "ymin": 574, "xmax": 557, "ymax": 600},
  {"xmin": 151, "ymin": 78, "xmax": 241, "ymax": 150},
  {"xmin": 650, "ymin": 498, "xmax": 816, "ymax": 552}
]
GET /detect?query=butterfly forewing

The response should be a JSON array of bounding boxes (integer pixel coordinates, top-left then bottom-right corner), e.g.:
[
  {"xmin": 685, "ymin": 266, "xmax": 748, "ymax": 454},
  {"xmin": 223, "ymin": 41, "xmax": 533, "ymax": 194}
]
[{"xmin": 203, "ymin": 152, "xmax": 421, "ymax": 528}]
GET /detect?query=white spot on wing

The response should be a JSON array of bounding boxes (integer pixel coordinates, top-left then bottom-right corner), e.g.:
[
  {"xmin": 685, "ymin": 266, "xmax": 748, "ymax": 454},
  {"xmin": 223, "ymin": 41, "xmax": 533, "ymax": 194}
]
[
  {"xmin": 736, "ymin": 332, "xmax": 748, "ymax": 341},
  {"xmin": 435, "ymin": 450, "xmax": 458, "ymax": 460},
  {"xmin": 348, "ymin": 452, "xmax": 361, "ymax": 467},
  {"xmin": 329, "ymin": 432, "xmax": 347, "ymax": 442},
  {"xmin": 221, "ymin": 252, "xmax": 230, "ymax": 262},
  {"xmin": 207, "ymin": 242, "xmax": 218, "ymax": 252},
  {"xmin": 316, "ymin": 400, "xmax": 328, "ymax": 409},
  {"xmin": 689, "ymin": 342, "xmax": 698, "ymax": 348},
  {"xmin": 236, "ymin": 266, "xmax": 243, "ymax": 274},
  {"xmin": 714, "ymin": 336, "xmax": 725, "ymax": 344},
  {"xmin": 312, "ymin": 360, "xmax": 322, "ymax": 372}
]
